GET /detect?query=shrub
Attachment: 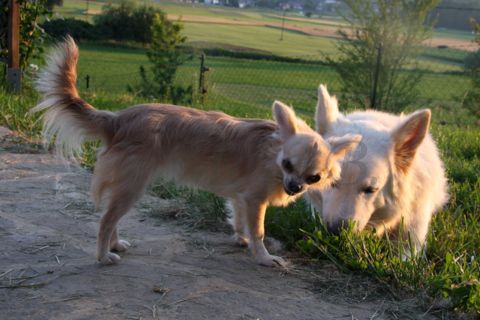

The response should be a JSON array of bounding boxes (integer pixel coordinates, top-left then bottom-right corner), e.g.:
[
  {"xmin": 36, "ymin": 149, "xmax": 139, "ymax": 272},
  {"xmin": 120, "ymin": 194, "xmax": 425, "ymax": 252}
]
[
  {"xmin": 41, "ymin": 18, "xmax": 97, "ymax": 41},
  {"xmin": 93, "ymin": 0, "xmax": 161, "ymax": 44},
  {"xmin": 129, "ymin": 13, "xmax": 192, "ymax": 105}
]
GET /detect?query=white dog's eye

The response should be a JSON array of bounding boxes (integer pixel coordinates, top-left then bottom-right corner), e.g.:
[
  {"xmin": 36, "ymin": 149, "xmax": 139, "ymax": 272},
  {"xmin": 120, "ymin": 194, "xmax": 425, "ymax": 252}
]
[
  {"xmin": 362, "ymin": 186, "xmax": 378, "ymax": 194},
  {"xmin": 306, "ymin": 174, "xmax": 321, "ymax": 184}
]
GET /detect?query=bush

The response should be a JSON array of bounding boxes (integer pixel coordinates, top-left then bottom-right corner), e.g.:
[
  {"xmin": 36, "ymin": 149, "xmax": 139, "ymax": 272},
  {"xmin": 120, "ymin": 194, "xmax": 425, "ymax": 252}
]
[
  {"xmin": 129, "ymin": 13, "xmax": 192, "ymax": 105},
  {"xmin": 41, "ymin": 18, "xmax": 97, "ymax": 41},
  {"xmin": 93, "ymin": 0, "xmax": 161, "ymax": 44}
]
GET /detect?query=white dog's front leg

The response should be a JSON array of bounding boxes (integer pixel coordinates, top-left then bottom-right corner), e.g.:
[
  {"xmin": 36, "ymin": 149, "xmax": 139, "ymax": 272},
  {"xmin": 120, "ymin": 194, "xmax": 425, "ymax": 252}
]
[{"xmin": 245, "ymin": 201, "xmax": 288, "ymax": 267}]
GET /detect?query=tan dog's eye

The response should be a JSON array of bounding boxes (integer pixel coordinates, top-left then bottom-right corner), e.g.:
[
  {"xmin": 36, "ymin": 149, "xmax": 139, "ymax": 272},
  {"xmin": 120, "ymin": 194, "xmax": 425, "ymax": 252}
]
[
  {"xmin": 282, "ymin": 159, "xmax": 293, "ymax": 173},
  {"xmin": 306, "ymin": 174, "xmax": 321, "ymax": 184},
  {"xmin": 362, "ymin": 186, "xmax": 378, "ymax": 194}
]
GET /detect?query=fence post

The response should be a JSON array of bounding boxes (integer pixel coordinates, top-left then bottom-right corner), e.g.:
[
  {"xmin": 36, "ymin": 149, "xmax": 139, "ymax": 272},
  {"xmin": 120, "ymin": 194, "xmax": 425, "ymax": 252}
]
[
  {"xmin": 198, "ymin": 53, "xmax": 209, "ymax": 103},
  {"xmin": 7, "ymin": 0, "xmax": 21, "ymax": 92},
  {"xmin": 85, "ymin": 74, "xmax": 90, "ymax": 90},
  {"xmin": 370, "ymin": 42, "xmax": 382, "ymax": 109}
]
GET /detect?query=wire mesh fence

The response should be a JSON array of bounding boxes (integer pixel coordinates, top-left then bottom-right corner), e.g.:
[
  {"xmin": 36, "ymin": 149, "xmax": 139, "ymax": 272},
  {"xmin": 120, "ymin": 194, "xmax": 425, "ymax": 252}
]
[{"xmin": 75, "ymin": 44, "xmax": 476, "ymax": 117}]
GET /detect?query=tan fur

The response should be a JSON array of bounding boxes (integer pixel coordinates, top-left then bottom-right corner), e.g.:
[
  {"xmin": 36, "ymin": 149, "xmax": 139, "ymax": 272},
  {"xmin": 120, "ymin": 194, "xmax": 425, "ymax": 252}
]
[{"xmin": 33, "ymin": 37, "xmax": 361, "ymax": 267}]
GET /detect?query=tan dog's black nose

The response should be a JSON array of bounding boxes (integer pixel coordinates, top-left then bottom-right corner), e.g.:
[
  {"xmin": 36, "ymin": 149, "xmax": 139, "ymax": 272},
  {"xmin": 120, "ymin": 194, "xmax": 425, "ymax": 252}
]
[{"xmin": 285, "ymin": 181, "xmax": 303, "ymax": 195}]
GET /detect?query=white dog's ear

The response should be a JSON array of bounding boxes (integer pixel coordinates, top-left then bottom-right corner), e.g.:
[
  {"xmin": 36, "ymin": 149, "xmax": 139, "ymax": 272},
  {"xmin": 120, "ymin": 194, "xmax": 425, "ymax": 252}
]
[
  {"xmin": 273, "ymin": 100, "xmax": 297, "ymax": 140},
  {"xmin": 315, "ymin": 84, "xmax": 339, "ymax": 135},
  {"xmin": 391, "ymin": 109, "xmax": 431, "ymax": 173},
  {"xmin": 328, "ymin": 134, "xmax": 362, "ymax": 160}
]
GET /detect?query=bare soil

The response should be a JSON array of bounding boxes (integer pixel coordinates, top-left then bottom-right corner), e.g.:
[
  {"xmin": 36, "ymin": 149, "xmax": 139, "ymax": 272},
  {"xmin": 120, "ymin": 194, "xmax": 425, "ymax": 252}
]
[{"xmin": 0, "ymin": 128, "xmax": 443, "ymax": 319}]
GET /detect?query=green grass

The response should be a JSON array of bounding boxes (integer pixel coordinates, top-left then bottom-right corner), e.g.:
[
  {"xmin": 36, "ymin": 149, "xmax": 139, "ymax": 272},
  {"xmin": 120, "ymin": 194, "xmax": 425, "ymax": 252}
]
[
  {"xmin": 434, "ymin": 28, "xmax": 476, "ymax": 42},
  {"xmin": 0, "ymin": 89, "xmax": 42, "ymax": 136},
  {"xmin": 183, "ymin": 22, "xmax": 338, "ymax": 57}
]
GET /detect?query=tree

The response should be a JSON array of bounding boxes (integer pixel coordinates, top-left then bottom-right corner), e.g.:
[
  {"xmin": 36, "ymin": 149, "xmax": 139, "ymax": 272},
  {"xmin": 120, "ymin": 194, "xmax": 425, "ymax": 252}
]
[
  {"xmin": 303, "ymin": 0, "xmax": 317, "ymax": 18},
  {"xmin": 45, "ymin": 0, "xmax": 63, "ymax": 11},
  {"xmin": 1, "ymin": 0, "xmax": 50, "ymax": 81},
  {"xmin": 130, "ymin": 12, "xmax": 192, "ymax": 105},
  {"xmin": 93, "ymin": 0, "xmax": 160, "ymax": 44},
  {"xmin": 327, "ymin": 0, "xmax": 440, "ymax": 111}
]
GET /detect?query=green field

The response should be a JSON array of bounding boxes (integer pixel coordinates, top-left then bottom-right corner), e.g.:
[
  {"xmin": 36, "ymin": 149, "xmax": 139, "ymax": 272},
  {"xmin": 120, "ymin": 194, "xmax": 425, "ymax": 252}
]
[
  {"xmin": 72, "ymin": 43, "xmax": 470, "ymax": 123},
  {"xmin": 56, "ymin": 0, "xmax": 474, "ymax": 68}
]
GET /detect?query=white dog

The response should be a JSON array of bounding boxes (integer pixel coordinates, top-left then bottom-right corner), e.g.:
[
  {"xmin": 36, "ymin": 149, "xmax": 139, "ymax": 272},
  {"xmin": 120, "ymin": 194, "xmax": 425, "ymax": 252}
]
[{"xmin": 308, "ymin": 85, "xmax": 448, "ymax": 252}]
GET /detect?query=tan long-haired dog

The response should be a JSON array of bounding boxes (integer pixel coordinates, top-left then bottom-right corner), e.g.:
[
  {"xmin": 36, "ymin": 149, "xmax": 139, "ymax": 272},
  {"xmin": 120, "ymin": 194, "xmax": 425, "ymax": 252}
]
[{"xmin": 32, "ymin": 37, "xmax": 361, "ymax": 267}]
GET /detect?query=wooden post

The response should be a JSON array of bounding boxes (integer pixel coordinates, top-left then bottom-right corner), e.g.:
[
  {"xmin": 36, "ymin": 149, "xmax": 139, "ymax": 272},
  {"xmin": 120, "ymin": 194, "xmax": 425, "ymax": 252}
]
[
  {"xmin": 198, "ymin": 53, "xmax": 209, "ymax": 103},
  {"xmin": 370, "ymin": 42, "xmax": 382, "ymax": 109},
  {"xmin": 7, "ymin": 0, "xmax": 21, "ymax": 92}
]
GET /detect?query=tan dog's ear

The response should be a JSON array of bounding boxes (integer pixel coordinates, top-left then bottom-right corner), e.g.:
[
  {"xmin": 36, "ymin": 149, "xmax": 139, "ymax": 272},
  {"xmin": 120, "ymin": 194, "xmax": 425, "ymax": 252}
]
[
  {"xmin": 273, "ymin": 100, "xmax": 297, "ymax": 140},
  {"xmin": 315, "ymin": 84, "xmax": 339, "ymax": 135},
  {"xmin": 391, "ymin": 109, "xmax": 431, "ymax": 174},
  {"xmin": 328, "ymin": 134, "xmax": 362, "ymax": 160}
]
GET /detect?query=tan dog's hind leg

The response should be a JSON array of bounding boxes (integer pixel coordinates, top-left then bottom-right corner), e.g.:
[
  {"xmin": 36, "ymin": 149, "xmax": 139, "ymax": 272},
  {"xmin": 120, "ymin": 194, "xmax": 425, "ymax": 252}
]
[
  {"xmin": 245, "ymin": 201, "xmax": 287, "ymax": 267},
  {"xmin": 94, "ymin": 156, "xmax": 151, "ymax": 265},
  {"xmin": 97, "ymin": 190, "xmax": 139, "ymax": 264},
  {"xmin": 110, "ymin": 227, "xmax": 131, "ymax": 252},
  {"xmin": 230, "ymin": 199, "xmax": 249, "ymax": 247}
]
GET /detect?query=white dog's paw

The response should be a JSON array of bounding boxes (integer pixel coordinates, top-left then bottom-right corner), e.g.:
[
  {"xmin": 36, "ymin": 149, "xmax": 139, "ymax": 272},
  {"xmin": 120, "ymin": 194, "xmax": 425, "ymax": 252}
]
[
  {"xmin": 98, "ymin": 252, "xmax": 121, "ymax": 265},
  {"xmin": 255, "ymin": 254, "xmax": 288, "ymax": 268},
  {"xmin": 111, "ymin": 239, "xmax": 131, "ymax": 252},
  {"xmin": 233, "ymin": 234, "xmax": 249, "ymax": 247}
]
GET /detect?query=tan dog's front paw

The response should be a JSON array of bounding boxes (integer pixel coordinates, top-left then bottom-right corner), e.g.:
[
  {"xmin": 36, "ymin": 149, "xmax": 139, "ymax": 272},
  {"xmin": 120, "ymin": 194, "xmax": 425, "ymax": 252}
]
[
  {"xmin": 255, "ymin": 254, "xmax": 288, "ymax": 268},
  {"xmin": 111, "ymin": 239, "xmax": 131, "ymax": 252},
  {"xmin": 98, "ymin": 252, "xmax": 121, "ymax": 265}
]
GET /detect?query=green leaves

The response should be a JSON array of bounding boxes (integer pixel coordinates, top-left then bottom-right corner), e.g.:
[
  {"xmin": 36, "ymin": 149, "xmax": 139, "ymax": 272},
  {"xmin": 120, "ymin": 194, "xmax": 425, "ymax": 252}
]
[
  {"xmin": 131, "ymin": 10, "xmax": 192, "ymax": 105},
  {"xmin": 329, "ymin": 0, "xmax": 440, "ymax": 111}
]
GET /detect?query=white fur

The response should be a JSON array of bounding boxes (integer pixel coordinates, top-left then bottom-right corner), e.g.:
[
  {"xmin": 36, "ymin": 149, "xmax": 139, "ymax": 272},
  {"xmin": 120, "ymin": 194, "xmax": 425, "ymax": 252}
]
[{"xmin": 309, "ymin": 85, "xmax": 448, "ymax": 252}]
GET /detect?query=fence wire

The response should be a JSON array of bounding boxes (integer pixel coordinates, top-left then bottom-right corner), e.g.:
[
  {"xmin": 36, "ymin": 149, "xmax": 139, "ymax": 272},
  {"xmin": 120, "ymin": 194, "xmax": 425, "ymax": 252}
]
[{"xmin": 75, "ymin": 45, "xmax": 476, "ymax": 116}]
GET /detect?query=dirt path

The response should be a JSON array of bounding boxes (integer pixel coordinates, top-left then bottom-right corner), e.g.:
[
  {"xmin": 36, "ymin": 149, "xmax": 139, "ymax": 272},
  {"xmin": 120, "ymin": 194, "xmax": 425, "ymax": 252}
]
[{"xmin": 0, "ymin": 129, "xmax": 438, "ymax": 319}]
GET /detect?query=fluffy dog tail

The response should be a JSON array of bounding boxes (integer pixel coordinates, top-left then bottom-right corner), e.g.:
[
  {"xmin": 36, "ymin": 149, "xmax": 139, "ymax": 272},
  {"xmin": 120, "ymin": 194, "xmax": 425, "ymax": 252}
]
[{"xmin": 32, "ymin": 36, "xmax": 116, "ymax": 160}]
